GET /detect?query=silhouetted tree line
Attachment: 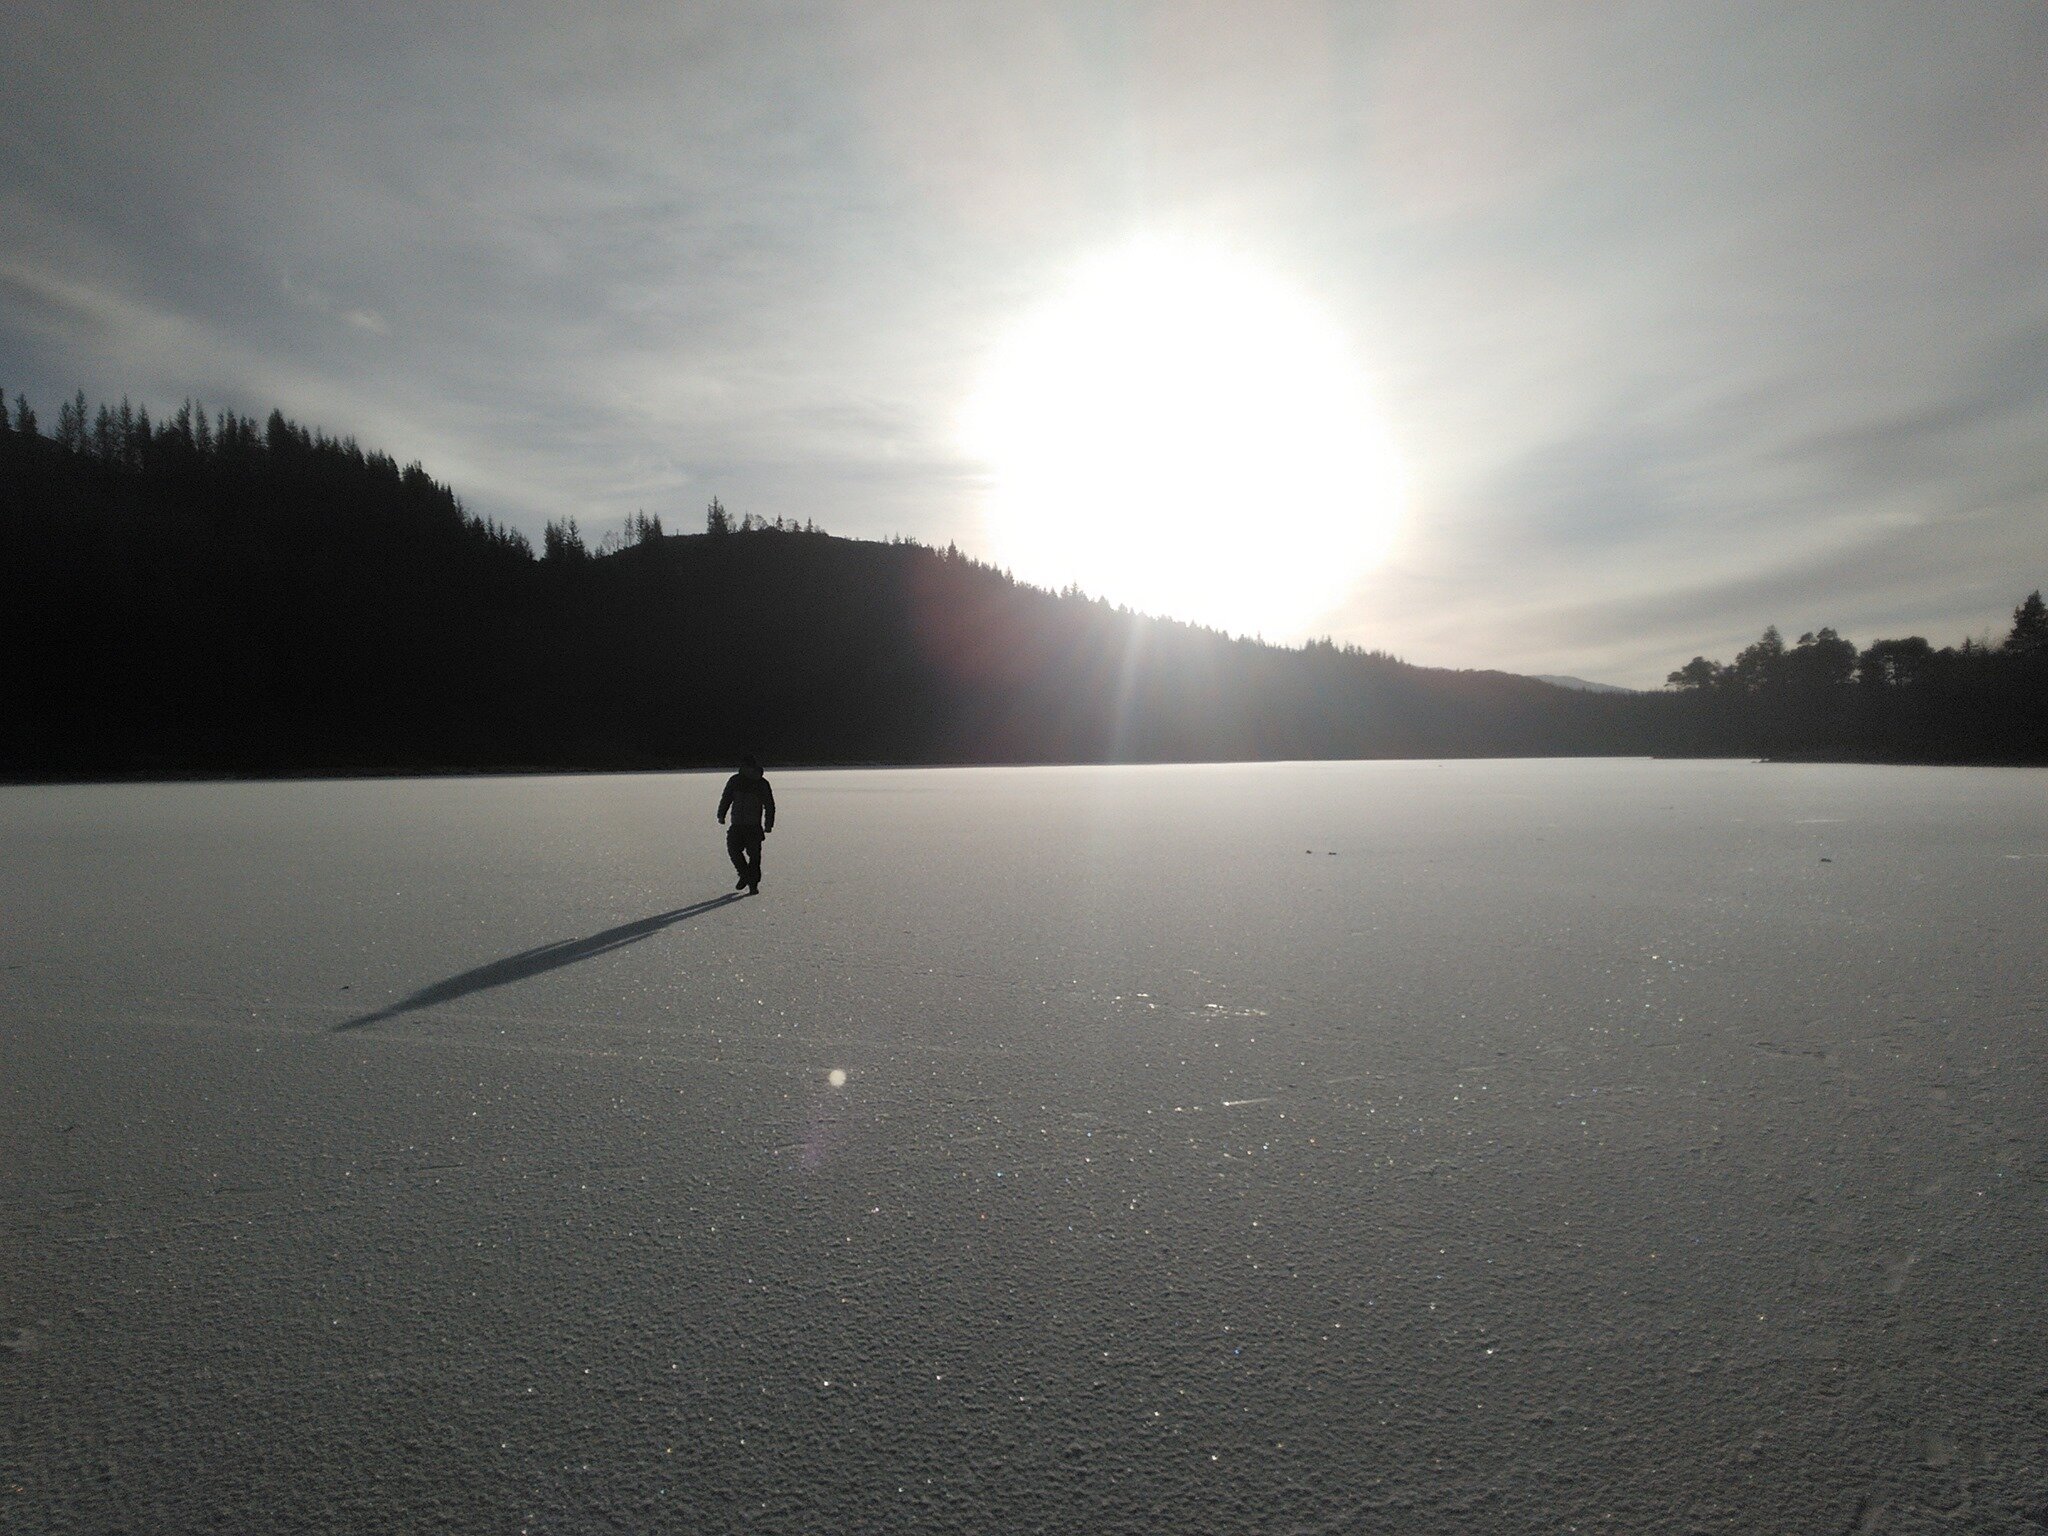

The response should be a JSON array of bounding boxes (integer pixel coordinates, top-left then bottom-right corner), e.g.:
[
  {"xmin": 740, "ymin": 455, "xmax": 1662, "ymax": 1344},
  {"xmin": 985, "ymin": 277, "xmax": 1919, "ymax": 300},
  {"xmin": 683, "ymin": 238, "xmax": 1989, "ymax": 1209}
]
[
  {"xmin": 2, "ymin": 390, "xmax": 531, "ymax": 774},
  {"xmin": 2, "ymin": 387, "xmax": 2041, "ymax": 776},
  {"xmin": 1661, "ymin": 601, "xmax": 2047, "ymax": 761}
]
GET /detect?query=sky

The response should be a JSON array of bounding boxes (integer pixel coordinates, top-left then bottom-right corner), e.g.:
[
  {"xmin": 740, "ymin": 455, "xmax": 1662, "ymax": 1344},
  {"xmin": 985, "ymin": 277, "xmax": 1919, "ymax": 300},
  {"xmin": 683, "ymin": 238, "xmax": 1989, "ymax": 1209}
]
[{"xmin": 4, "ymin": 1, "xmax": 2045, "ymax": 686}]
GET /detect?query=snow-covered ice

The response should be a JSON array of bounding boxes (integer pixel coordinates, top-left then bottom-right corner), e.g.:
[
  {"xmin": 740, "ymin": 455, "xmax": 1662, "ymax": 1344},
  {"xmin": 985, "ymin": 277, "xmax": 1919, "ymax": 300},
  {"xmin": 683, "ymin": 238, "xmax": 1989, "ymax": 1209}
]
[{"xmin": 3, "ymin": 760, "xmax": 2044, "ymax": 1533}]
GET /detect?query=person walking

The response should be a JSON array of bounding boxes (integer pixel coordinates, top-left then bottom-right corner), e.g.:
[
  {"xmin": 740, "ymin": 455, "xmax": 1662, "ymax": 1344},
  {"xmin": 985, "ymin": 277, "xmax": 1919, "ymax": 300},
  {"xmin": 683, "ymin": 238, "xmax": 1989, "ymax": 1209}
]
[{"xmin": 717, "ymin": 756, "xmax": 776, "ymax": 894}]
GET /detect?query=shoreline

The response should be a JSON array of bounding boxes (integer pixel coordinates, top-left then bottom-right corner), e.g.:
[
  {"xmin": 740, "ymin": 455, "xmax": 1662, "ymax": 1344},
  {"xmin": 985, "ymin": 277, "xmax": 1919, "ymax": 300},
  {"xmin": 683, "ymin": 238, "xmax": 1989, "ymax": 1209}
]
[{"xmin": 11, "ymin": 749, "xmax": 2048, "ymax": 788}]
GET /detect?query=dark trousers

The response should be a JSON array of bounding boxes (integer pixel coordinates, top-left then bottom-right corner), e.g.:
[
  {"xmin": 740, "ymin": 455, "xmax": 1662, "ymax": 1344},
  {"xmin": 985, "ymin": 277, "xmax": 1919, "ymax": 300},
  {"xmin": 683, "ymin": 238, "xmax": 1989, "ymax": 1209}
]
[{"xmin": 726, "ymin": 825, "xmax": 764, "ymax": 887}]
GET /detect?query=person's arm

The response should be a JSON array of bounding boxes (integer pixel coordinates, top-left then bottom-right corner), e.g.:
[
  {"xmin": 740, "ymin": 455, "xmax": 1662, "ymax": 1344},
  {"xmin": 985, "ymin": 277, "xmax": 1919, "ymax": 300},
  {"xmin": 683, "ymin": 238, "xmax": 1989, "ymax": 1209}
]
[
  {"xmin": 716, "ymin": 776, "xmax": 734, "ymax": 824},
  {"xmin": 761, "ymin": 779, "xmax": 776, "ymax": 833}
]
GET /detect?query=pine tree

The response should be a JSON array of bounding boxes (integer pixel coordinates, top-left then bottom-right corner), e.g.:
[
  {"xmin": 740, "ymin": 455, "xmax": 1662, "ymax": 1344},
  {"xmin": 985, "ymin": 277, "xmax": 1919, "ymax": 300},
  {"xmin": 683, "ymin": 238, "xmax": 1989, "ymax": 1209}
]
[
  {"xmin": 1856, "ymin": 636, "xmax": 1934, "ymax": 687},
  {"xmin": 1733, "ymin": 625, "xmax": 1786, "ymax": 691},
  {"xmin": 705, "ymin": 497, "xmax": 731, "ymax": 536},
  {"xmin": 15, "ymin": 393, "xmax": 36, "ymax": 435},
  {"xmin": 1666, "ymin": 656, "xmax": 1726, "ymax": 691},
  {"xmin": 2008, "ymin": 590, "xmax": 2048, "ymax": 658},
  {"xmin": 55, "ymin": 392, "xmax": 86, "ymax": 452},
  {"xmin": 543, "ymin": 517, "xmax": 588, "ymax": 560},
  {"xmin": 90, "ymin": 403, "xmax": 118, "ymax": 460}
]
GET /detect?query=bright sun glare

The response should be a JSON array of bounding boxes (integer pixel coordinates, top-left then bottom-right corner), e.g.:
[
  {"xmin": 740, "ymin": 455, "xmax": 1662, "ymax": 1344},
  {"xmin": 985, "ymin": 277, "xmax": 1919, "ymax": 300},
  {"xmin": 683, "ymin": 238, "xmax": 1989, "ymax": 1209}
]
[{"xmin": 965, "ymin": 238, "xmax": 1403, "ymax": 638}]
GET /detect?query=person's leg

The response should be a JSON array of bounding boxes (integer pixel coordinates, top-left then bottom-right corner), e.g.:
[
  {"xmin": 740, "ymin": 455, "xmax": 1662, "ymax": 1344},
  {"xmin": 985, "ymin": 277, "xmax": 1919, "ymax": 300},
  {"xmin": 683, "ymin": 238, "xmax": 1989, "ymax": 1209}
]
[
  {"xmin": 744, "ymin": 831, "xmax": 763, "ymax": 892},
  {"xmin": 727, "ymin": 826, "xmax": 750, "ymax": 888}
]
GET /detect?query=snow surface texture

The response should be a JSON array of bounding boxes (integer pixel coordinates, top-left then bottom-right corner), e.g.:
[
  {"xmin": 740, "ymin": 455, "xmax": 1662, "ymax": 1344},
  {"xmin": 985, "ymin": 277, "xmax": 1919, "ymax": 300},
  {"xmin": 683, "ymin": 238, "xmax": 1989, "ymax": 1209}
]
[{"xmin": 3, "ymin": 760, "xmax": 2044, "ymax": 1534}]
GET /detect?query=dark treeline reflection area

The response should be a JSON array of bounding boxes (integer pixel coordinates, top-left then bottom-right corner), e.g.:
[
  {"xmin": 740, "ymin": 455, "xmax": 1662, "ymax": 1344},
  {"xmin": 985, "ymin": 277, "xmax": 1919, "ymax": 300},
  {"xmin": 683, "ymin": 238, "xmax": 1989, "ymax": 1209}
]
[{"xmin": 2, "ymin": 389, "xmax": 2043, "ymax": 776}]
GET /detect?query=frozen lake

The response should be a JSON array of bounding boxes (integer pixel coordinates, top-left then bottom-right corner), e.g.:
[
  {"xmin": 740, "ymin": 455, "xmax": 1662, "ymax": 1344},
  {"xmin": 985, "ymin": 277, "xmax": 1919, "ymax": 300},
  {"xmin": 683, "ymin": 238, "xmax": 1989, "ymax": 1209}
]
[{"xmin": 4, "ymin": 760, "xmax": 2045, "ymax": 1533}]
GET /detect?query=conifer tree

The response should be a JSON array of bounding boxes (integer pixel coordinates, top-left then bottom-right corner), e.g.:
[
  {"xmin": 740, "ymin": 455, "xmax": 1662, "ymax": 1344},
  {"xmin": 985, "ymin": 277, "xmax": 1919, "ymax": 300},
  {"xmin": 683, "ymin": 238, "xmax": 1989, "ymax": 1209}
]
[
  {"xmin": 1733, "ymin": 625, "xmax": 1786, "ymax": 691},
  {"xmin": 55, "ymin": 392, "xmax": 86, "ymax": 451},
  {"xmin": 1666, "ymin": 656, "xmax": 1725, "ymax": 691},
  {"xmin": 2008, "ymin": 590, "xmax": 2048, "ymax": 658},
  {"xmin": 543, "ymin": 517, "xmax": 588, "ymax": 560}
]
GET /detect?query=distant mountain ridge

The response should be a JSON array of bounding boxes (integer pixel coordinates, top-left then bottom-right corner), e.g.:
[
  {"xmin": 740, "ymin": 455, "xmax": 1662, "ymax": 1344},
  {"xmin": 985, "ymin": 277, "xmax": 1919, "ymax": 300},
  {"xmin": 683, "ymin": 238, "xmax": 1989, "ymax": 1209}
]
[{"xmin": 1532, "ymin": 675, "xmax": 1637, "ymax": 695}]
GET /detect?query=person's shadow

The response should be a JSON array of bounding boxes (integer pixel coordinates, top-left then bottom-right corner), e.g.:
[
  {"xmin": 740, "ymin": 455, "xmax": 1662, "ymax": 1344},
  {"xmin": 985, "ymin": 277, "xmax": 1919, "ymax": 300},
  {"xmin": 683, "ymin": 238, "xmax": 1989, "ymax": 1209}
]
[{"xmin": 335, "ymin": 892, "xmax": 747, "ymax": 1031}]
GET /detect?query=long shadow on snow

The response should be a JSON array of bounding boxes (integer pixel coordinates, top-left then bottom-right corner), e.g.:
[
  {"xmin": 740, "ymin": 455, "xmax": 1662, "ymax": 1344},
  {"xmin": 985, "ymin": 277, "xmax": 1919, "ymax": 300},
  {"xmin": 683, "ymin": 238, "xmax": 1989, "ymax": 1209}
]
[{"xmin": 335, "ymin": 892, "xmax": 748, "ymax": 1030}]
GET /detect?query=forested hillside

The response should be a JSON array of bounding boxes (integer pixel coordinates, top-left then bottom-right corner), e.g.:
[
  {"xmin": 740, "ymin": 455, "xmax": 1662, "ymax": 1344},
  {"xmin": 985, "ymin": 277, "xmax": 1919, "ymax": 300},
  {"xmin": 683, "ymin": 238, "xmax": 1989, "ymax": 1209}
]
[
  {"xmin": 1662, "ymin": 607, "xmax": 2047, "ymax": 763},
  {"xmin": 1, "ymin": 389, "xmax": 2040, "ymax": 775}
]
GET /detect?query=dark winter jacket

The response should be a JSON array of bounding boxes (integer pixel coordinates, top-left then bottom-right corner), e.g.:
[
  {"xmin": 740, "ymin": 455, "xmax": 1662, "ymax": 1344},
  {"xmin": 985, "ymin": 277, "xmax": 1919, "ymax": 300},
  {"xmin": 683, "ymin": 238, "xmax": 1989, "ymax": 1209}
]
[{"xmin": 718, "ymin": 772, "xmax": 776, "ymax": 834}]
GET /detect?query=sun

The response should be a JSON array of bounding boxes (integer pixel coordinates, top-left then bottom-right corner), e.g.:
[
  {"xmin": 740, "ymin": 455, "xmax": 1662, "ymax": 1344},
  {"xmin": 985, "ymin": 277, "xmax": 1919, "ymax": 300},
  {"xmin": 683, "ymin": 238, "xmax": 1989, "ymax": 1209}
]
[{"xmin": 964, "ymin": 238, "xmax": 1403, "ymax": 638}]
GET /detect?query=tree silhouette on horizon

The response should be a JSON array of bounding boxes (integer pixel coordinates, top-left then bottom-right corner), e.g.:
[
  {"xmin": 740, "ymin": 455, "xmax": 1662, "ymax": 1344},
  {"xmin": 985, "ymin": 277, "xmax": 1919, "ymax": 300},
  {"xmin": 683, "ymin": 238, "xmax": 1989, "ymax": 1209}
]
[{"xmin": 3, "ymin": 385, "xmax": 2042, "ymax": 776}]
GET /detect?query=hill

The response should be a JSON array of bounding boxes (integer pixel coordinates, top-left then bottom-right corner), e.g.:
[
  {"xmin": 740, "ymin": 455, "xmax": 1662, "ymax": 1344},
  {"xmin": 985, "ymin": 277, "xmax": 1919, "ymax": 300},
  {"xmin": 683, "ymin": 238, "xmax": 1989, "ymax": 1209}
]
[
  {"xmin": 529, "ymin": 527, "xmax": 1661, "ymax": 767},
  {"xmin": 0, "ymin": 392, "xmax": 1660, "ymax": 775},
  {"xmin": 1532, "ymin": 674, "xmax": 1636, "ymax": 695},
  {"xmin": 2, "ymin": 389, "xmax": 2040, "ymax": 775}
]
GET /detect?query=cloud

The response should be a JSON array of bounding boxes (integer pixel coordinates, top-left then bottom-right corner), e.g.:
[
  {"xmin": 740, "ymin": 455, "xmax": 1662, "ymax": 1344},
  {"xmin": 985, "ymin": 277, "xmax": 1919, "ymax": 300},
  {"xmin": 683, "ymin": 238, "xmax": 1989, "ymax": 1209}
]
[
  {"xmin": 2, "ymin": 1, "xmax": 2044, "ymax": 683},
  {"xmin": 281, "ymin": 272, "xmax": 389, "ymax": 336}
]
